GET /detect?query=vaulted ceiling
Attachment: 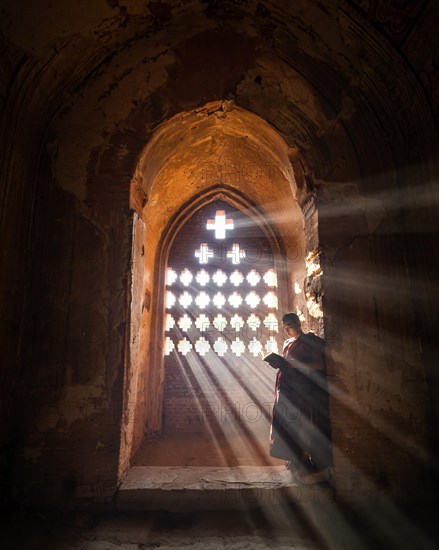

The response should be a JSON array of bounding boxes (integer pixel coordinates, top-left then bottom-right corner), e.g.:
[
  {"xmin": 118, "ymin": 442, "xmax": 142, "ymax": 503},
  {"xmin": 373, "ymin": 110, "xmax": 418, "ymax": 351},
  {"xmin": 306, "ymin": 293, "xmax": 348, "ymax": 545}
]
[{"xmin": 1, "ymin": 0, "xmax": 437, "ymax": 208}]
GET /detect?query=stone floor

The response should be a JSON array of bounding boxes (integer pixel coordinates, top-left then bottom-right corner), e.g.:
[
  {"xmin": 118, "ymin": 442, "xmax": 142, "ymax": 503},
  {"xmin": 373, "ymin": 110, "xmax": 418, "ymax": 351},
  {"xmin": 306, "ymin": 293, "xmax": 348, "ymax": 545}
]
[
  {"xmin": 3, "ymin": 437, "xmax": 437, "ymax": 548},
  {"xmin": 103, "ymin": 434, "xmax": 439, "ymax": 548},
  {"xmin": 132, "ymin": 433, "xmax": 284, "ymax": 467},
  {"xmin": 117, "ymin": 465, "xmax": 333, "ymax": 512},
  {"xmin": 2, "ymin": 502, "xmax": 439, "ymax": 550},
  {"xmin": 0, "ymin": 507, "xmax": 324, "ymax": 549}
]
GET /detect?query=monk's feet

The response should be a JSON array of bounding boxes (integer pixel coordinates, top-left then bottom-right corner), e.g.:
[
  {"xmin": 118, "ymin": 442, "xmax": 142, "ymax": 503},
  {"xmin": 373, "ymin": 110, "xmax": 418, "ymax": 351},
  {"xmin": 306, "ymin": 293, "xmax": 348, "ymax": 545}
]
[
  {"xmin": 286, "ymin": 460, "xmax": 333, "ymax": 485},
  {"xmin": 285, "ymin": 459, "xmax": 311, "ymax": 482},
  {"xmin": 299, "ymin": 467, "xmax": 331, "ymax": 485}
]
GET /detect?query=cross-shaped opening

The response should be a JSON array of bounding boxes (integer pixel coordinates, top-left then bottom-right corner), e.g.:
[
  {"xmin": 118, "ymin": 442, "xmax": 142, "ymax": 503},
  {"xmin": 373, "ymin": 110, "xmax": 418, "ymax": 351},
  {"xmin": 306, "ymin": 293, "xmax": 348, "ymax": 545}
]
[{"xmin": 206, "ymin": 210, "xmax": 235, "ymax": 239}]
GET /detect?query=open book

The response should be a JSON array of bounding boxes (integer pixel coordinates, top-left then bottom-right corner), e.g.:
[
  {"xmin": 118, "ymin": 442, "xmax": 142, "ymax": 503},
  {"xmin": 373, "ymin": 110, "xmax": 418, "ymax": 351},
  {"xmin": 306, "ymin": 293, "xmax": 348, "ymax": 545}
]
[{"xmin": 261, "ymin": 351, "xmax": 287, "ymax": 369}]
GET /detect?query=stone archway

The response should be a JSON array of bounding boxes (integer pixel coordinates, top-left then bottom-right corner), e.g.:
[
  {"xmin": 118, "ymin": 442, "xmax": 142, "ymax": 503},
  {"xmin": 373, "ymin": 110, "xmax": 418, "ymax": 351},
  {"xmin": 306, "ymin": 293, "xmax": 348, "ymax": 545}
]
[
  {"xmin": 141, "ymin": 193, "xmax": 286, "ymax": 468},
  {"xmin": 118, "ymin": 103, "xmax": 320, "ymax": 482}
]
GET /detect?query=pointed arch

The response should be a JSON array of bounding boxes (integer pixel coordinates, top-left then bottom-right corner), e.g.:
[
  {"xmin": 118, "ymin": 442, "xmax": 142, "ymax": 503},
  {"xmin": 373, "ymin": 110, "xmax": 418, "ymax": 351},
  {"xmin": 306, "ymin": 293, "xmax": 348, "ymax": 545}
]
[
  {"xmin": 146, "ymin": 187, "xmax": 293, "ymax": 444},
  {"xmin": 119, "ymin": 104, "xmax": 310, "ymax": 479}
]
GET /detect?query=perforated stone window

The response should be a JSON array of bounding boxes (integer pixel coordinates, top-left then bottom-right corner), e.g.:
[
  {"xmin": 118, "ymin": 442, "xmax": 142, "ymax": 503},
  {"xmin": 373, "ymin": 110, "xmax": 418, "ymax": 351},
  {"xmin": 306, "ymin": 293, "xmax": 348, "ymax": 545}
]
[
  {"xmin": 230, "ymin": 270, "xmax": 244, "ymax": 287},
  {"xmin": 246, "ymin": 269, "xmax": 261, "ymax": 286},
  {"xmin": 195, "ymin": 291, "xmax": 210, "ymax": 309},
  {"xmin": 212, "ymin": 269, "xmax": 228, "ymax": 287},
  {"xmin": 177, "ymin": 314, "xmax": 192, "ymax": 332},
  {"xmin": 247, "ymin": 313, "xmax": 261, "ymax": 331},
  {"xmin": 265, "ymin": 337, "xmax": 279, "ymax": 354},
  {"xmin": 165, "ymin": 314, "xmax": 175, "ymax": 331},
  {"xmin": 166, "ymin": 268, "xmax": 178, "ymax": 286},
  {"xmin": 263, "ymin": 269, "xmax": 277, "ymax": 287},
  {"xmin": 178, "ymin": 291, "xmax": 192, "ymax": 308},
  {"xmin": 164, "ymin": 336, "xmax": 175, "ymax": 355},
  {"xmin": 245, "ymin": 291, "xmax": 260, "ymax": 309},
  {"xmin": 228, "ymin": 292, "xmax": 243, "ymax": 308},
  {"xmin": 263, "ymin": 291, "xmax": 278, "ymax": 309},
  {"xmin": 212, "ymin": 292, "xmax": 226, "ymax": 309},
  {"xmin": 196, "ymin": 269, "xmax": 210, "ymax": 286},
  {"xmin": 248, "ymin": 338, "xmax": 263, "ymax": 357},
  {"xmin": 213, "ymin": 314, "xmax": 228, "ymax": 332},
  {"xmin": 179, "ymin": 268, "xmax": 193, "ymax": 286},
  {"xmin": 195, "ymin": 314, "xmax": 210, "ymax": 331},
  {"xmin": 164, "ymin": 200, "xmax": 280, "ymax": 360},
  {"xmin": 263, "ymin": 313, "xmax": 279, "ymax": 332},
  {"xmin": 231, "ymin": 338, "xmax": 246, "ymax": 356},
  {"xmin": 195, "ymin": 337, "xmax": 210, "ymax": 356},
  {"xmin": 213, "ymin": 337, "xmax": 228, "ymax": 356},
  {"xmin": 166, "ymin": 291, "xmax": 176, "ymax": 309},
  {"xmin": 177, "ymin": 338, "xmax": 192, "ymax": 355},
  {"xmin": 230, "ymin": 314, "xmax": 245, "ymax": 331}
]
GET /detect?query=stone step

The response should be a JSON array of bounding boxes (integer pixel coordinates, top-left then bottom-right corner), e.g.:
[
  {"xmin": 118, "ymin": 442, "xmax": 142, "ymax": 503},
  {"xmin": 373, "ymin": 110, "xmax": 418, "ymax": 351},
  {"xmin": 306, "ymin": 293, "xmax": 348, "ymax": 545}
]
[{"xmin": 116, "ymin": 466, "xmax": 334, "ymax": 512}]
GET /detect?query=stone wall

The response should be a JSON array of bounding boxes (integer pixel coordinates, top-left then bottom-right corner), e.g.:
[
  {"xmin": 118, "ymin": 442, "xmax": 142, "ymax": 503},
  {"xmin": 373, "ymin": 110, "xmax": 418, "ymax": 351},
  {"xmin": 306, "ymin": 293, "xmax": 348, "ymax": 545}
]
[{"xmin": 0, "ymin": 0, "xmax": 437, "ymax": 508}]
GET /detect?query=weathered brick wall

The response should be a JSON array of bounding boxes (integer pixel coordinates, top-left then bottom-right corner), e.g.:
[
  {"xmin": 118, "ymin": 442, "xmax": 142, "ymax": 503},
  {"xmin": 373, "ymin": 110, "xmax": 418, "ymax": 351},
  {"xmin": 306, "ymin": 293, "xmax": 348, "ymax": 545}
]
[{"xmin": 163, "ymin": 359, "xmax": 277, "ymax": 438}]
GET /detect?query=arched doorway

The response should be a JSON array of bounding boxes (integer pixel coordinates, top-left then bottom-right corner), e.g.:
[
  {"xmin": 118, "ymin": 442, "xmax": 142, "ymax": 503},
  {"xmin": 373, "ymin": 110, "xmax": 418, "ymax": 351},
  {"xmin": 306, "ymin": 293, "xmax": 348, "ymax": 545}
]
[
  {"xmin": 118, "ymin": 103, "xmax": 321, "ymax": 481},
  {"xmin": 143, "ymin": 196, "xmax": 288, "ymax": 466}
]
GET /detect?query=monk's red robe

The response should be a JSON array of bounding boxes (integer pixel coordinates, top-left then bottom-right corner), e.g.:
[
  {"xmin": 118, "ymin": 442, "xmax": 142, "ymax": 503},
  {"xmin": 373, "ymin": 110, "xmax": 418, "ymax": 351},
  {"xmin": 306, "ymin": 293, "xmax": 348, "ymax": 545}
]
[{"xmin": 269, "ymin": 332, "xmax": 332, "ymax": 470}]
